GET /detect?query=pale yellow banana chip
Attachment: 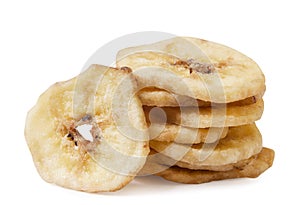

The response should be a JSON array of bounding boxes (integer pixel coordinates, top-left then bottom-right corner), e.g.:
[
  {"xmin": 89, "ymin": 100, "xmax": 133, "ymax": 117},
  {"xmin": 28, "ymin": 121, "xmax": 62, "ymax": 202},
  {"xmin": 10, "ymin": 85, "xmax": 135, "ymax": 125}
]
[
  {"xmin": 25, "ymin": 65, "xmax": 149, "ymax": 192},
  {"xmin": 139, "ymin": 87, "xmax": 259, "ymax": 107},
  {"xmin": 144, "ymin": 99, "xmax": 263, "ymax": 128},
  {"xmin": 117, "ymin": 37, "xmax": 265, "ymax": 103},
  {"xmin": 149, "ymin": 123, "xmax": 228, "ymax": 144},
  {"xmin": 150, "ymin": 124, "xmax": 262, "ymax": 166},
  {"xmin": 141, "ymin": 149, "xmax": 256, "ymax": 173}
]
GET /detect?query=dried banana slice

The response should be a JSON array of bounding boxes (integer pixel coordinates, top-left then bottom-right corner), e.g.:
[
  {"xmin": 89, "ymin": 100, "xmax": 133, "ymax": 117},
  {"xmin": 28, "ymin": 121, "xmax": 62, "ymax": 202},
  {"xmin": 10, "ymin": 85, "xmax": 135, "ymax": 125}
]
[
  {"xmin": 150, "ymin": 124, "xmax": 262, "ymax": 166},
  {"xmin": 140, "ymin": 149, "xmax": 258, "ymax": 175},
  {"xmin": 25, "ymin": 65, "xmax": 149, "ymax": 192},
  {"xmin": 139, "ymin": 87, "xmax": 259, "ymax": 107},
  {"xmin": 155, "ymin": 148, "xmax": 274, "ymax": 184},
  {"xmin": 149, "ymin": 123, "xmax": 228, "ymax": 144},
  {"xmin": 117, "ymin": 37, "xmax": 265, "ymax": 103},
  {"xmin": 144, "ymin": 99, "xmax": 263, "ymax": 128}
]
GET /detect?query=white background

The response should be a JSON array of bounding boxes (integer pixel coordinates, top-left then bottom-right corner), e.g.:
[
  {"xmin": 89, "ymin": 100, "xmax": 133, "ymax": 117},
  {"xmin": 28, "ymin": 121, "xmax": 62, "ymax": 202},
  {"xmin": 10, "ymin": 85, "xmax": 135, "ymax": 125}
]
[{"xmin": 1, "ymin": 0, "xmax": 299, "ymax": 204}]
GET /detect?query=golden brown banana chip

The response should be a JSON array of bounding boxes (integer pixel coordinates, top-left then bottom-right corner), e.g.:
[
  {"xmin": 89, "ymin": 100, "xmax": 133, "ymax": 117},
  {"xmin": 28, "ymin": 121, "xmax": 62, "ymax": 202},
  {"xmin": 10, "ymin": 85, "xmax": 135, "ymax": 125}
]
[
  {"xmin": 155, "ymin": 148, "xmax": 274, "ymax": 184},
  {"xmin": 175, "ymin": 155, "xmax": 255, "ymax": 171},
  {"xmin": 25, "ymin": 65, "xmax": 149, "ymax": 192}
]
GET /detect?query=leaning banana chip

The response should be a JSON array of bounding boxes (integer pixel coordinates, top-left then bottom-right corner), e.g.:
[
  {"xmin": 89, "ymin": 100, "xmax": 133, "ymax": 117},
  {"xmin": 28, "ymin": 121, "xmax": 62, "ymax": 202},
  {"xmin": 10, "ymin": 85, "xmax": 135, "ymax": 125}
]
[{"xmin": 25, "ymin": 65, "xmax": 149, "ymax": 192}]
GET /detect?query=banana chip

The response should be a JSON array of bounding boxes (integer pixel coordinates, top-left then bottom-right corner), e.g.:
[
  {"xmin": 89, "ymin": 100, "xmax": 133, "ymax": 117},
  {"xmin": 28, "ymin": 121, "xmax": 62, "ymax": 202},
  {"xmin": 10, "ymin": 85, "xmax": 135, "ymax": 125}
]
[{"xmin": 25, "ymin": 65, "xmax": 149, "ymax": 192}]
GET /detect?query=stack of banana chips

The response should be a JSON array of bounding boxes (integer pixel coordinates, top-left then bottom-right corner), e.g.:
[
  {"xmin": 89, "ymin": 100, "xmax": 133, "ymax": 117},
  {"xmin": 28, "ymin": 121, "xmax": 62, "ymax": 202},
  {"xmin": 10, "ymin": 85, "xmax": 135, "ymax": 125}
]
[{"xmin": 117, "ymin": 37, "xmax": 274, "ymax": 184}]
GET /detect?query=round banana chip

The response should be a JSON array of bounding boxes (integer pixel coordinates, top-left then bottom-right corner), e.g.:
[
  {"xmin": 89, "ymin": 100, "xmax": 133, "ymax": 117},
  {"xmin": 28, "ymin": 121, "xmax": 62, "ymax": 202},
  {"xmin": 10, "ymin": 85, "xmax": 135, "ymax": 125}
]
[
  {"xmin": 25, "ymin": 65, "xmax": 149, "ymax": 192},
  {"xmin": 149, "ymin": 123, "xmax": 228, "ymax": 144},
  {"xmin": 174, "ymin": 155, "xmax": 254, "ymax": 171},
  {"xmin": 142, "ymin": 149, "xmax": 257, "ymax": 172},
  {"xmin": 150, "ymin": 124, "xmax": 262, "ymax": 166},
  {"xmin": 117, "ymin": 37, "xmax": 265, "ymax": 103},
  {"xmin": 155, "ymin": 148, "xmax": 275, "ymax": 184},
  {"xmin": 139, "ymin": 87, "xmax": 259, "ymax": 107},
  {"xmin": 144, "ymin": 99, "xmax": 263, "ymax": 128}
]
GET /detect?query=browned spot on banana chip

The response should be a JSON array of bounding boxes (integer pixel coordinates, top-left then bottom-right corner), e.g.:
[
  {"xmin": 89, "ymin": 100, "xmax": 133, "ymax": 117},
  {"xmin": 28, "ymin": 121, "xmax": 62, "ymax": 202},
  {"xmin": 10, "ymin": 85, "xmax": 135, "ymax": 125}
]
[{"xmin": 186, "ymin": 58, "xmax": 215, "ymax": 74}]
